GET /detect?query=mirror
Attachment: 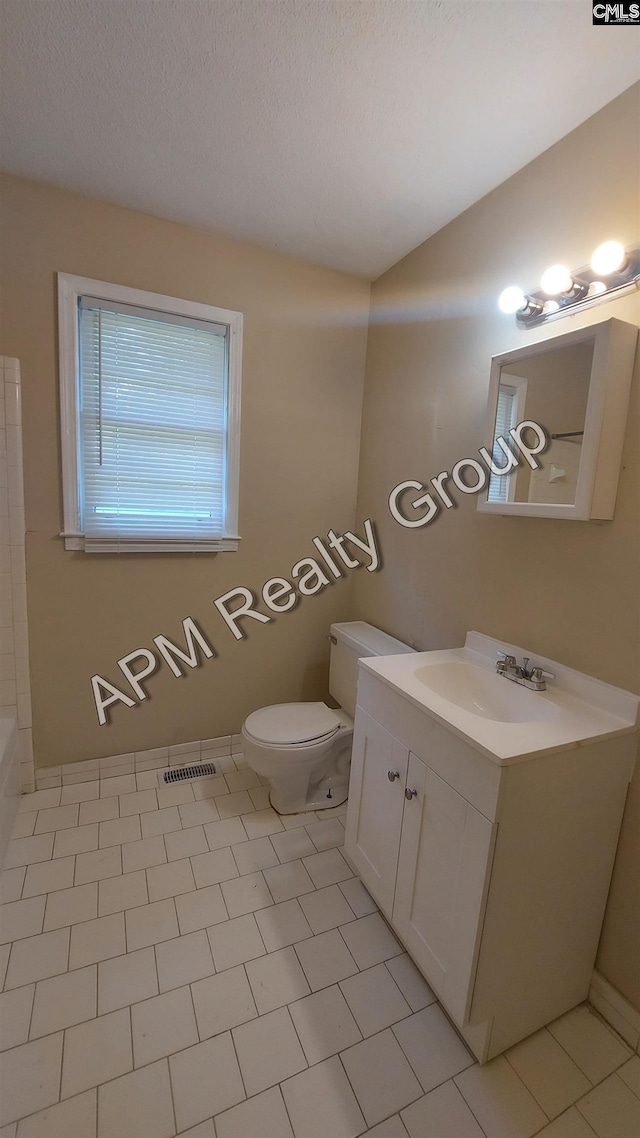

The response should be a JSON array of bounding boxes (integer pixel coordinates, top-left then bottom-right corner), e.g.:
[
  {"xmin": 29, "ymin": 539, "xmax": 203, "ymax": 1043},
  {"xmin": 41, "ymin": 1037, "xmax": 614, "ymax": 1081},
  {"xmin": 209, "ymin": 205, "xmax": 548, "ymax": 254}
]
[
  {"xmin": 478, "ymin": 318, "xmax": 637, "ymax": 521},
  {"xmin": 488, "ymin": 339, "xmax": 593, "ymax": 508}
]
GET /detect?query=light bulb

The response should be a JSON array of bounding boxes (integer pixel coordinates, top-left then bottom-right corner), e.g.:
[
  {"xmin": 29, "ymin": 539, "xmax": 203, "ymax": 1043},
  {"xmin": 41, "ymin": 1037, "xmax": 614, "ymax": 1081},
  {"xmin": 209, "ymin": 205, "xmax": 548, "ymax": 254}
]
[
  {"xmin": 540, "ymin": 264, "xmax": 573, "ymax": 296},
  {"xmin": 498, "ymin": 286, "xmax": 526, "ymax": 314},
  {"xmin": 590, "ymin": 241, "xmax": 626, "ymax": 276},
  {"xmin": 588, "ymin": 280, "xmax": 607, "ymax": 296},
  {"xmin": 544, "ymin": 300, "xmax": 560, "ymax": 314}
]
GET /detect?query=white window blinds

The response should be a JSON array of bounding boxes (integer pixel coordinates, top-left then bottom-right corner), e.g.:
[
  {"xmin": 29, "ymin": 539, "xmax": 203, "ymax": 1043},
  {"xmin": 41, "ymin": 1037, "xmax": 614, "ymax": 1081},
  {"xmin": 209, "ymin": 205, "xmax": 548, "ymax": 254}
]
[
  {"xmin": 487, "ymin": 385, "xmax": 516, "ymax": 503},
  {"xmin": 78, "ymin": 297, "xmax": 232, "ymax": 552}
]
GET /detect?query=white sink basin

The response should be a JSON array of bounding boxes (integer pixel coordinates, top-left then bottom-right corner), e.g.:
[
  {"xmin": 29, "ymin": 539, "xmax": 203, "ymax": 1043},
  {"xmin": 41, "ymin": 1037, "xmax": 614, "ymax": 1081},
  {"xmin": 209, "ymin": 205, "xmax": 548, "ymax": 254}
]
[
  {"xmin": 360, "ymin": 632, "xmax": 639, "ymax": 764},
  {"xmin": 414, "ymin": 660, "xmax": 560, "ymax": 723}
]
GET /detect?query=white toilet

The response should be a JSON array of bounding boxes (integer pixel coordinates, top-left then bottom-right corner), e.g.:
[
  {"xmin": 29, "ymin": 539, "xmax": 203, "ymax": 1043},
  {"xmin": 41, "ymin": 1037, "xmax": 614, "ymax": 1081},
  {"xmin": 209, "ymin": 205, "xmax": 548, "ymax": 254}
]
[{"xmin": 241, "ymin": 621, "xmax": 413, "ymax": 814}]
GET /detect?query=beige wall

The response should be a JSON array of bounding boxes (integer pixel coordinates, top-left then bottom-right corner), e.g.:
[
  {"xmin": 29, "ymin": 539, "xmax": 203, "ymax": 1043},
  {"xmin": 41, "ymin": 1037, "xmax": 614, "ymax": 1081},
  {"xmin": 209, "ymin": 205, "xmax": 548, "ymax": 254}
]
[
  {"xmin": 352, "ymin": 85, "xmax": 640, "ymax": 1009},
  {"xmin": 0, "ymin": 174, "xmax": 370, "ymax": 768}
]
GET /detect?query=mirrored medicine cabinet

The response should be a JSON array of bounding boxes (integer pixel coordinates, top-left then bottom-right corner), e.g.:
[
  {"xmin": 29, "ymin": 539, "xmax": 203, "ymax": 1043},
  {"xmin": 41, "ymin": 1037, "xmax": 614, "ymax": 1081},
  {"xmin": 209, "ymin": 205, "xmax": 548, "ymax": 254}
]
[{"xmin": 477, "ymin": 317, "xmax": 638, "ymax": 521}]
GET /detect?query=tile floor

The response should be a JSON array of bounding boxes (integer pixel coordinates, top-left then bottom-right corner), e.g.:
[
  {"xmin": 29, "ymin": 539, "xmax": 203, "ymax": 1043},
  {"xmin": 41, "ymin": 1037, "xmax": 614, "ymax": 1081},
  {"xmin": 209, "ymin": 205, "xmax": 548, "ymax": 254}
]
[{"xmin": 1, "ymin": 759, "xmax": 639, "ymax": 1137}]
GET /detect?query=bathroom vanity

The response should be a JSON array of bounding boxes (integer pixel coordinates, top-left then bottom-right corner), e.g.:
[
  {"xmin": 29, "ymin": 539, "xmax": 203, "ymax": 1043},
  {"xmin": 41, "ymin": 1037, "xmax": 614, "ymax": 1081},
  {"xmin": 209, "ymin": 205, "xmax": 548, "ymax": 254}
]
[{"xmin": 344, "ymin": 633, "xmax": 639, "ymax": 1062}]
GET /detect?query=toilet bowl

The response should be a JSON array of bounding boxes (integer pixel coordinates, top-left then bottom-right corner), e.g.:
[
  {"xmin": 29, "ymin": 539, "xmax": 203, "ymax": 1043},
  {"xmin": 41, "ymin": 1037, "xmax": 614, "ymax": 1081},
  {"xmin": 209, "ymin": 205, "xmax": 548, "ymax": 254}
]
[
  {"xmin": 242, "ymin": 702, "xmax": 353, "ymax": 814},
  {"xmin": 241, "ymin": 622, "xmax": 414, "ymax": 814}
]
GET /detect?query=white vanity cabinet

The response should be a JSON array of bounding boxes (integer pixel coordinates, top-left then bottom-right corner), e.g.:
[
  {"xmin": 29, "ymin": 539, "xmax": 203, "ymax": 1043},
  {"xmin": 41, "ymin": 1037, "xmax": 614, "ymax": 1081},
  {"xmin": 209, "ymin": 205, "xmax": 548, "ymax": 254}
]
[
  {"xmin": 345, "ymin": 664, "xmax": 637, "ymax": 1062},
  {"xmin": 345, "ymin": 714, "xmax": 409, "ymax": 916},
  {"xmin": 392, "ymin": 756, "xmax": 495, "ymax": 1030}
]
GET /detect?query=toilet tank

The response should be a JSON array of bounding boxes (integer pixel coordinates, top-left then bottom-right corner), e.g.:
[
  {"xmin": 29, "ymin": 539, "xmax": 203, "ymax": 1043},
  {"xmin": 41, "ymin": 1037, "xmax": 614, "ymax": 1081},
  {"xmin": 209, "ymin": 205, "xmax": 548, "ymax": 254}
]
[{"xmin": 329, "ymin": 621, "xmax": 414, "ymax": 717}]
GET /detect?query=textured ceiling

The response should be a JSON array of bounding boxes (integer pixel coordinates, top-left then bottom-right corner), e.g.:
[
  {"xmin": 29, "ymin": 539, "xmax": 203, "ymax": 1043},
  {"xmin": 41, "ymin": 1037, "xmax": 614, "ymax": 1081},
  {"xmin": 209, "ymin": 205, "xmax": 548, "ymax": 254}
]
[{"xmin": 1, "ymin": 0, "xmax": 639, "ymax": 278}]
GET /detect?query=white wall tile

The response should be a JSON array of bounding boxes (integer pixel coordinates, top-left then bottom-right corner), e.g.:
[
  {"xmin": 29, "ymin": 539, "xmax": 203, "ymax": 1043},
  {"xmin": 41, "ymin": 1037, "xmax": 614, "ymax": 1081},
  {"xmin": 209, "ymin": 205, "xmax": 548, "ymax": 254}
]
[
  {"xmin": 3, "ymin": 383, "xmax": 20, "ymax": 428},
  {"xmin": 14, "ymin": 660, "xmax": 29, "ymax": 696},
  {"xmin": 0, "ymin": 363, "xmax": 34, "ymax": 789},
  {"xmin": 5, "ymin": 428, "xmax": 21, "ymax": 470},
  {"xmin": 0, "ymin": 681, "xmax": 16, "ymax": 707},
  {"xmin": 6, "ymin": 472, "xmax": 23, "ymax": 512},
  {"xmin": 12, "ymin": 623, "xmax": 27, "ymax": 660},
  {"xmin": 9, "ymin": 547, "xmax": 25, "ymax": 583},
  {"xmin": 9, "ymin": 508, "xmax": 24, "ymax": 546}
]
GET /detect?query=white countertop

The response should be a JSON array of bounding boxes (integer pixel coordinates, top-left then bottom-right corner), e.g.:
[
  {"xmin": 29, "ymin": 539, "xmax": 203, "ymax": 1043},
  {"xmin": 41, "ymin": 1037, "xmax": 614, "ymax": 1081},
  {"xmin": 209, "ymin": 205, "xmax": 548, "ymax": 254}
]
[{"xmin": 360, "ymin": 632, "xmax": 640, "ymax": 765}]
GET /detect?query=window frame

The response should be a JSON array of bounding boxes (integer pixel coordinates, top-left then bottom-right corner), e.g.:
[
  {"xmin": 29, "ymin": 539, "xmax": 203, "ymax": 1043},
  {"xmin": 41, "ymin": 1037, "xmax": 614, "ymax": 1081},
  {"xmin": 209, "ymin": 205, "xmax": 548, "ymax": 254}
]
[
  {"xmin": 487, "ymin": 373, "xmax": 528, "ymax": 504},
  {"xmin": 57, "ymin": 273, "xmax": 242, "ymax": 552}
]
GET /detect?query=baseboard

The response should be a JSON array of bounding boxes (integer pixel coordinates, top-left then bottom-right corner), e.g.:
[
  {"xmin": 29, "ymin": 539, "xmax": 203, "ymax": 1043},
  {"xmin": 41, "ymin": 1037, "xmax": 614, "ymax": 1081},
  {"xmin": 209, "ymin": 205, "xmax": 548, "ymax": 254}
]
[
  {"xmin": 34, "ymin": 733, "xmax": 245, "ymax": 788},
  {"xmin": 590, "ymin": 970, "xmax": 640, "ymax": 1052}
]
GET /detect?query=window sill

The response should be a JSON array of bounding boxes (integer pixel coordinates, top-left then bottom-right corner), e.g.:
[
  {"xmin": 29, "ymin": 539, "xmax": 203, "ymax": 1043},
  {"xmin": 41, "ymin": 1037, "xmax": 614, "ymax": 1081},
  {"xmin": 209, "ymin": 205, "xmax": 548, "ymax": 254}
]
[{"xmin": 61, "ymin": 533, "xmax": 240, "ymax": 553}]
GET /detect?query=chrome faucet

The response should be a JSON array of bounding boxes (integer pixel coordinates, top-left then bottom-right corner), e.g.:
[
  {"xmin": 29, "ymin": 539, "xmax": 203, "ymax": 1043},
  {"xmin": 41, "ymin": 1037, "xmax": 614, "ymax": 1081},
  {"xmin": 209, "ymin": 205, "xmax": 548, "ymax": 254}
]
[{"xmin": 496, "ymin": 651, "xmax": 555, "ymax": 691}]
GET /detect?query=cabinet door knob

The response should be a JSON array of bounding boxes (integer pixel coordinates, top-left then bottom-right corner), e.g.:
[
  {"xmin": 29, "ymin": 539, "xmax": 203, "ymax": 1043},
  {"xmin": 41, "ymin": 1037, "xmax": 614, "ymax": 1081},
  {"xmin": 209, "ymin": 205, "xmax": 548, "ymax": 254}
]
[
  {"xmin": 405, "ymin": 787, "xmax": 418, "ymax": 800},
  {"xmin": 387, "ymin": 770, "xmax": 400, "ymax": 782}
]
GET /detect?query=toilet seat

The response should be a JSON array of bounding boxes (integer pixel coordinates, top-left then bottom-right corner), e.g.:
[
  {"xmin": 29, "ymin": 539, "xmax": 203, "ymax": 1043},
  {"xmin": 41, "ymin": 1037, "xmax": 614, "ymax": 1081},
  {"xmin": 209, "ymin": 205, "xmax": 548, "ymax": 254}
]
[{"xmin": 243, "ymin": 702, "xmax": 341, "ymax": 747}]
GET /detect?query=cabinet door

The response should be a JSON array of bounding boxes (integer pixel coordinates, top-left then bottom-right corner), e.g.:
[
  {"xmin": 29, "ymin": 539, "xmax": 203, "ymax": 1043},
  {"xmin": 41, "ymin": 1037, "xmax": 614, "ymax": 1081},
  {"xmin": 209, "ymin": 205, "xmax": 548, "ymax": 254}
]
[
  {"xmin": 345, "ymin": 713, "xmax": 409, "ymax": 917},
  {"xmin": 393, "ymin": 755, "xmax": 496, "ymax": 1025}
]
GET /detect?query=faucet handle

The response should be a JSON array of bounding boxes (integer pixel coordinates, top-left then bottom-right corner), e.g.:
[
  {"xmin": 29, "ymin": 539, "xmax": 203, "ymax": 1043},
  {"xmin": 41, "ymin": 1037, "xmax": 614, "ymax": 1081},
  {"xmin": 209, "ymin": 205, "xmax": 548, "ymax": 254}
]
[
  {"xmin": 531, "ymin": 666, "xmax": 555, "ymax": 682},
  {"xmin": 497, "ymin": 651, "xmax": 516, "ymax": 665}
]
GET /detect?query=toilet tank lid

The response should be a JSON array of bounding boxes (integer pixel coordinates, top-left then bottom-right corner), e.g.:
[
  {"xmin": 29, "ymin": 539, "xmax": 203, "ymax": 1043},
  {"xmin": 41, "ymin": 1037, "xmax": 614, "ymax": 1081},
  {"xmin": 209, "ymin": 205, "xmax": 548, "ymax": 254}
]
[
  {"xmin": 330, "ymin": 621, "xmax": 414, "ymax": 657},
  {"xmin": 244, "ymin": 702, "xmax": 341, "ymax": 746}
]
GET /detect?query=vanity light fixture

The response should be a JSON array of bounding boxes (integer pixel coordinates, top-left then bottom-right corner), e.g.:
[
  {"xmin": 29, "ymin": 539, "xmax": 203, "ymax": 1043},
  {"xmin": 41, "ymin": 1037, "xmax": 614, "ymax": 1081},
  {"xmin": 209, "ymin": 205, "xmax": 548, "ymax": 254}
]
[
  {"xmin": 591, "ymin": 240, "xmax": 627, "ymax": 276},
  {"xmin": 540, "ymin": 264, "xmax": 573, "ymax": 296},
  {"xmin": 498, "ymin": 241, "xmax": 640, "ymax": 326},
  {"xmin": 497, "ymin": 286, "xmax": 526, "ymax": 314}
]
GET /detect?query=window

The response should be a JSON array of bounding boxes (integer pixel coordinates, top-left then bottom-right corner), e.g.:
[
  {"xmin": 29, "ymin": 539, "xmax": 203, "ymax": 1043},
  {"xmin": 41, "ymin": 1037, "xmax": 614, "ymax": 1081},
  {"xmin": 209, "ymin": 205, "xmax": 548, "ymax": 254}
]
[
  {"xmin": 58, "ymin": 274, "xmax": 242, "ymax": 552},
  {"xmin": 487, "ymin": 374, "xmax": 527, "ymax": 504}
]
